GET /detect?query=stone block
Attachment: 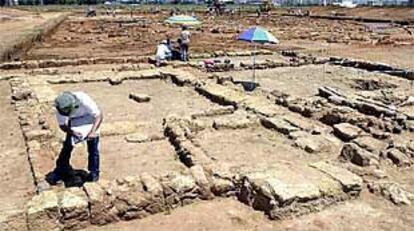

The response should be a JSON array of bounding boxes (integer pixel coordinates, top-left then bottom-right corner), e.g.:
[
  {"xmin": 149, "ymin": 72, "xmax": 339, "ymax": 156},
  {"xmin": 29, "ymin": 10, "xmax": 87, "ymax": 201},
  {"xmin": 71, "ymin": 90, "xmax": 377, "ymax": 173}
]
[
  {"xmin": 190, "ymin": 165, "xmax": 214, "ymax": 199},
  {"xmin": 59, "ymin": 187, "xmax": 89, "ymax": 230},
  {"xmin": 163, "ymin": 173, "xmax": 197, "ymax": 195},
  {"xmin": 340, "ymin": 143, "xmax": 379, "ymax": 167},
  {"xmin": 239, "ymin": 164, "xmax": 346, "ymax": 219},
  {"xmin": 191, "ymin": 106, "xmax": 235, "ymax": 119},
  {"xmin": 352, "ymin": 136, "xmax": 388, "ymax": 154},
  {"xmin": 310, "ymin": 161, "xmax": 363, "ymax": 195},
  {"xmin": 386, "ymin": 148, "xmax": 412, "ymax": 167},
  {"xmin": 25, "ymin": 130, "xmax": 52, "ymax": 142},
  {"xmin": 105, "ymin": 177, "xmax": 151, "ymax": 220},
  {"xmin": 108, "ymin": 76, "xmax": 123, "ymax": 85},
  {"xmin": 27, "ymin": 190, "xmax": 61, "ymax": 231},
  {"xmin": 211, "ymin": 177, "xmax": 235, "ymax": 197},
  {"xmin": 196, "ymin": 83, "xmax": 247, "ymax": 106},
  {"xmin": 294, "ymin": 136, "xmax": 322, "ymax": 153},
  {"xmin": 140, "ymin": 173, "xmax": 163, "ymax": 196},
  {"xmin": 12, "ymin": 89, "xmax": 32, "ymax": 101},
  {"xmin": 190, "ymin": 165, "xmax": 210, "ymax": 186},
  {"xmin": 333, "ymin": 123, "xmax": 363, "ymax": 141},
  {"xmin": 243, "ymin": 96, "xmax": 281, "ymax": 117},
  {"xmin": 160, "ymin": 173, "xmax": 198, "ymax": 208},
  {"xmin": 201, "ymin": 163, "xmax": 234, "ymax": 197},
  {"xmin": 261, "ymin": 117, "xmax": 299, "ymax": 135},
  {"xmin": 125, "ymin": 133, "xmax": 151, "ymax": 143},
  {"xmin": 368, "ymin": 181, "xmax": 414, "ymax": 205},
  {"xmin": 83, "ymin": 182, "xmax": 118, "ymax": 225},
  {"xmin": 100, "ymin": 121, "xmax": 142, "ymax": 136},
  {"xmin": 213, "ymin": 116, "xmax": 256, "ymax": 130}
]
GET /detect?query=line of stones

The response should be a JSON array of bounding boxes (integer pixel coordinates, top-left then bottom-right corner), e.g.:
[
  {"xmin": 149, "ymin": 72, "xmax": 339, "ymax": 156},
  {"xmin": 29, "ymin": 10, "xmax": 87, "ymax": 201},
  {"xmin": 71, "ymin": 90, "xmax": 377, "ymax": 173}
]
[
  {"xmin": 44, "ymin": 69, "xmax": 164, "ymax": 86},
  {"xmin": 23, "ymin": 164, "xmax": 226, "ymax": 231},
  {"xmin": 280, "ymin": 51, "xmax": 414, "ymax": 81},
  {"xmin": 263, "ymin": 81, "xmax": 414, "ymax": 205},
  {"xmin": 0, "ymin": 69, "xmax": 256, "ymax": 231},
  {"xmin": 0, "ymin": 50, "xmax": 274, "ymax": 70},
  {"xmin": 318, "ymin": 87, "xmax": 414, "ymax": 167},
  {"xmin": 318, "ymin": 86, "xmax": 414, "ymax": 129},
  {"xmin": 163, "ymin": 113, "xmax": 364, "ymax": 220},
  {"xmin": 3, "ymin": 67, "xmax": 368, "ymax": 230},
  {"xmin": 8, "ymin": 68, "xmax": 185, "ymax": 191},
  {"xmin": 175, "ymin": 67, "xmax": 413, "ymax": 194},
  {"xmin": 1, "ymin": 71, "xmax": 241, "ymax": 231},
  {"xmin": 193, "ymin": 79, "xmax": 339, "ymax": 154},
  {"xmin": 9, "ymin": 77, "xmax": 56, "ymax": 190},
  {"xmin": 1, "ymin": 49, "xmax": 331, "ymax": 74},
  {"xmin": 269, "ymin": 83, "xmax": 414, "ymax": 166},
  {"xmin": 134, "ymin": 70, "xmax": 365, "ymax": 219},
  {"xmin": 168, "ymin": 74, "xmax": 414, "ymax": 206},
  {"xmin": 329, "ymin": 57, "xmax": 414, "ymax": 80},
  {"xmin": 160, "ymin": 71, "xmax": 371, "ymax": 214}
]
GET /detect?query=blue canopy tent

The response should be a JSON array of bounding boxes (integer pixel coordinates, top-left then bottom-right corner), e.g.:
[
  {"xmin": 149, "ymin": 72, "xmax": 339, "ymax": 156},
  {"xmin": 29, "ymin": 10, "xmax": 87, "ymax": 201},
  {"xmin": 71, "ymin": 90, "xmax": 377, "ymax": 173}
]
[{"xmin": 165, "ymin": 15, "xmax": 201, "ymax": 26}]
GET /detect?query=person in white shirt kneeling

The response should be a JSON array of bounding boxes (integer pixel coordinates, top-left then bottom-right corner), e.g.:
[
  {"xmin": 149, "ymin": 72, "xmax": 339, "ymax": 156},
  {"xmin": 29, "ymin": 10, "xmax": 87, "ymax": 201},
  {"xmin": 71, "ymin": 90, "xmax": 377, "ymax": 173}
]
[{"xmin": 155, "ymin": 40, "xmax": 172, "ymax": 67}]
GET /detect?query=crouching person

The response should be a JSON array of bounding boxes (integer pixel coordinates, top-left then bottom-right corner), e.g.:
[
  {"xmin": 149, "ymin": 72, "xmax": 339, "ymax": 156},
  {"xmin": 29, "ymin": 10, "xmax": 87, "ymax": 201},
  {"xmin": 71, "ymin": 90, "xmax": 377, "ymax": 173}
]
[
  {"xmin": 48, "ymin": 91, "xmax": 103, "ymax": 185},
  {"xmin": 155, "ymin": 40, "xmax": 172, "ymax": 67}
]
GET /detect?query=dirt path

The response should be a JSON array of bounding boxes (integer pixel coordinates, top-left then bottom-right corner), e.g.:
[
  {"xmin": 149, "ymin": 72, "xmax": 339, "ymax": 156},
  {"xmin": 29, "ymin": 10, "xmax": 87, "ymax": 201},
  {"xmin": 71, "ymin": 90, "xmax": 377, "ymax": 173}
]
[
  {"xmin": 82, "ymin": 198, "xmax": 276, "ymax": 231},
  {"xmin": 0, "ymin": 81, "xmax": 33, "ymax": 212},
  {"xmin": 82, "ymin": 193, "xmax": 414, "ymax": 231}
]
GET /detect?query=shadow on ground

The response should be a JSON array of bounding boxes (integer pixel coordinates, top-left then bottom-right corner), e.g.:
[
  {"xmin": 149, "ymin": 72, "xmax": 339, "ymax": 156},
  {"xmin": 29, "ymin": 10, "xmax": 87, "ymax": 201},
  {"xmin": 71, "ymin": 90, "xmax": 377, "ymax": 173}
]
[{"xmin": 45, "ymin": 169, "xmax": 89, "ymax": 188}]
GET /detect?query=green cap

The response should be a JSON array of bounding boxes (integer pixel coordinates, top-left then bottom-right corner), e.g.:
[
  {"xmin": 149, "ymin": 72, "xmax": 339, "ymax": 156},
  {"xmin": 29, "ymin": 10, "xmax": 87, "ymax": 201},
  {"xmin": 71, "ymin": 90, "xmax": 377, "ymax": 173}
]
[{"xmin": 54, "ymin": 92, "xmax": 80, "ymax": 116}]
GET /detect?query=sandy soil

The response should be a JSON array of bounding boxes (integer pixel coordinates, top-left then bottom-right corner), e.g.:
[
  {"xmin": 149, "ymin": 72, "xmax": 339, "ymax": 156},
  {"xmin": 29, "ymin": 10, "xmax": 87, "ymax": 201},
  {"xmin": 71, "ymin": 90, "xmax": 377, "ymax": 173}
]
[
  {"xmin": 69, "ymin": 137, "xmax": 184, "ymax": 181},
  {"xmin": 273, "ymin": 191, "xmax": 414, "ymax": 231},
  {"xmin": 1, "ymin": 6, "xmax": 414, "ymax": 231},
  {"xmin": 220, "ymin": 64, "xmax": 413, "ymax": 99},
  {"xmin": 25, "ymin": 11, "xmax": 414, "ymax": 66},
  {"xmin": 50, "ymin": 79, "xmax": 223, "ymax": 130},
  {"xmin": 192, "ymin": 127, "xmax": 317, "ymax": 169},
  {"xmin": 82, "ymin": 198, "xmax": 276, "ymax": 231},
  {"xmin": 0, "ymin": 81, "xmax": 33, "ymax": 212},
  {"xmin": 45, "ymin": 79, "xmax": 221, "ymax": 180},
  {"xmin": 0, "ymin": 10, "xmax": 63, "ymax": 61},
  {"xmin": 303, "ymin": 6, "xmax": 414, "ymax": 21},
  {"xmin": 293, "ymin": 41, "xmax": 414, "ymax": 69},
  {"xmin": 82, "ymin": 194, "xmax": 414, "ymax": 231}
]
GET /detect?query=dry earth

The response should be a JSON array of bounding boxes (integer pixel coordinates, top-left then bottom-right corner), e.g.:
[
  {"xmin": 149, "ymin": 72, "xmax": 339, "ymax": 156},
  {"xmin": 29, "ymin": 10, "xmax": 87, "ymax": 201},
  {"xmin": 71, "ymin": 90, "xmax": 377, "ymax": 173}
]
[{"xmin": 0, "ymin": 6, "xmax": 414, "ymax": 231}]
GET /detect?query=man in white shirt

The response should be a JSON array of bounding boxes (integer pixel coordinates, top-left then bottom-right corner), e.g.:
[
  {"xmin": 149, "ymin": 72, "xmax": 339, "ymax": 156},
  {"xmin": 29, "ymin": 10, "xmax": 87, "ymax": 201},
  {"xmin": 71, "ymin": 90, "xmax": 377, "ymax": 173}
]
[
  {"xmin": 155, "ymin": 40, "xmax": 172, "ymax": 67},
  {"xmin": 48, "ymin": 91, "xmax": 103, "ymax": 185},
  {"xmin": 180, "ymin": 26, "xmax": 191, "ymax": 61}
]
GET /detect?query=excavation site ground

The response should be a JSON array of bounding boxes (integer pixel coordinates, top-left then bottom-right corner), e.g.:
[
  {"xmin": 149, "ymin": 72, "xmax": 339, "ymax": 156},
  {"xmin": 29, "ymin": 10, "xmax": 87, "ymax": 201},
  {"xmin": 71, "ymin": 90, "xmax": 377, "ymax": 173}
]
[{"xmin": 1, "ymin": 6, "xmax": 414, "ymax": 231}]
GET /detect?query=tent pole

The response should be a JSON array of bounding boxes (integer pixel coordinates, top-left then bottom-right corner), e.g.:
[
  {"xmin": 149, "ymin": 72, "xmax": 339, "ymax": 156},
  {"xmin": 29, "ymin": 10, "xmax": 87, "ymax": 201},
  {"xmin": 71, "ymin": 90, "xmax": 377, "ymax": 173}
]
[{"xmin": 253, "ymin": 44, "xmax": 256, "ymax": 84}]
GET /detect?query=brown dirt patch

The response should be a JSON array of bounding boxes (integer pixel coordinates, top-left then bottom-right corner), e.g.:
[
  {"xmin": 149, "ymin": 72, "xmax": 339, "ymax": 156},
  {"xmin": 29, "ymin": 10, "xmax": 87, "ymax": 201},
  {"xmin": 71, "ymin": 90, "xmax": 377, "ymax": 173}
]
[{"xmin": 0, "ymin": 81, "xmax": 33, "ymax": 212}]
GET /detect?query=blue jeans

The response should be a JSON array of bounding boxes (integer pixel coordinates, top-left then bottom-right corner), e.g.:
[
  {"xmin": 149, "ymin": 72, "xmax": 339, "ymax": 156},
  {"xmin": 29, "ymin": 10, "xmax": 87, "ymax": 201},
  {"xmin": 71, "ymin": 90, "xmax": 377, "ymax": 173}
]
[
  {"xmin": 180, "ymin": 43, "xmax": 189, "ymax": 61},
  {"xmin": 55, "ymin": 134, "xmax": 100, "ymax": 177}
]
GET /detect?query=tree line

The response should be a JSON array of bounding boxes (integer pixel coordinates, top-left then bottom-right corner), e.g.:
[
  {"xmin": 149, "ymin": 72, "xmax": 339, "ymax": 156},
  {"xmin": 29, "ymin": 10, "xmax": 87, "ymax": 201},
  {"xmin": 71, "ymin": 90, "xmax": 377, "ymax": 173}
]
[{"xmin": 1, "ymin": 0, "xmax": 106, "ymax": 5}]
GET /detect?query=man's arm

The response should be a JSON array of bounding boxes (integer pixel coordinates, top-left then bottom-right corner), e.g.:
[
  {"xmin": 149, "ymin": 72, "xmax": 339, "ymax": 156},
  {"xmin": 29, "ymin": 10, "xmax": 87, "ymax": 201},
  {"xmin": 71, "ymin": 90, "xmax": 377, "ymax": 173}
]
[
  {"xmin": 87, "ymin": 113, "xmax": 103, "ymax": 139},
  {"xmin": 59, "ymin": 123, "xmax": 83, "ymax": 138},
  {"xmin": 78, "ymin": 92, "xmax": 102, "ymax": 139},
  {"xmin": 57, "ymin": 113, "xmax": 81, "ymax": 137}
]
